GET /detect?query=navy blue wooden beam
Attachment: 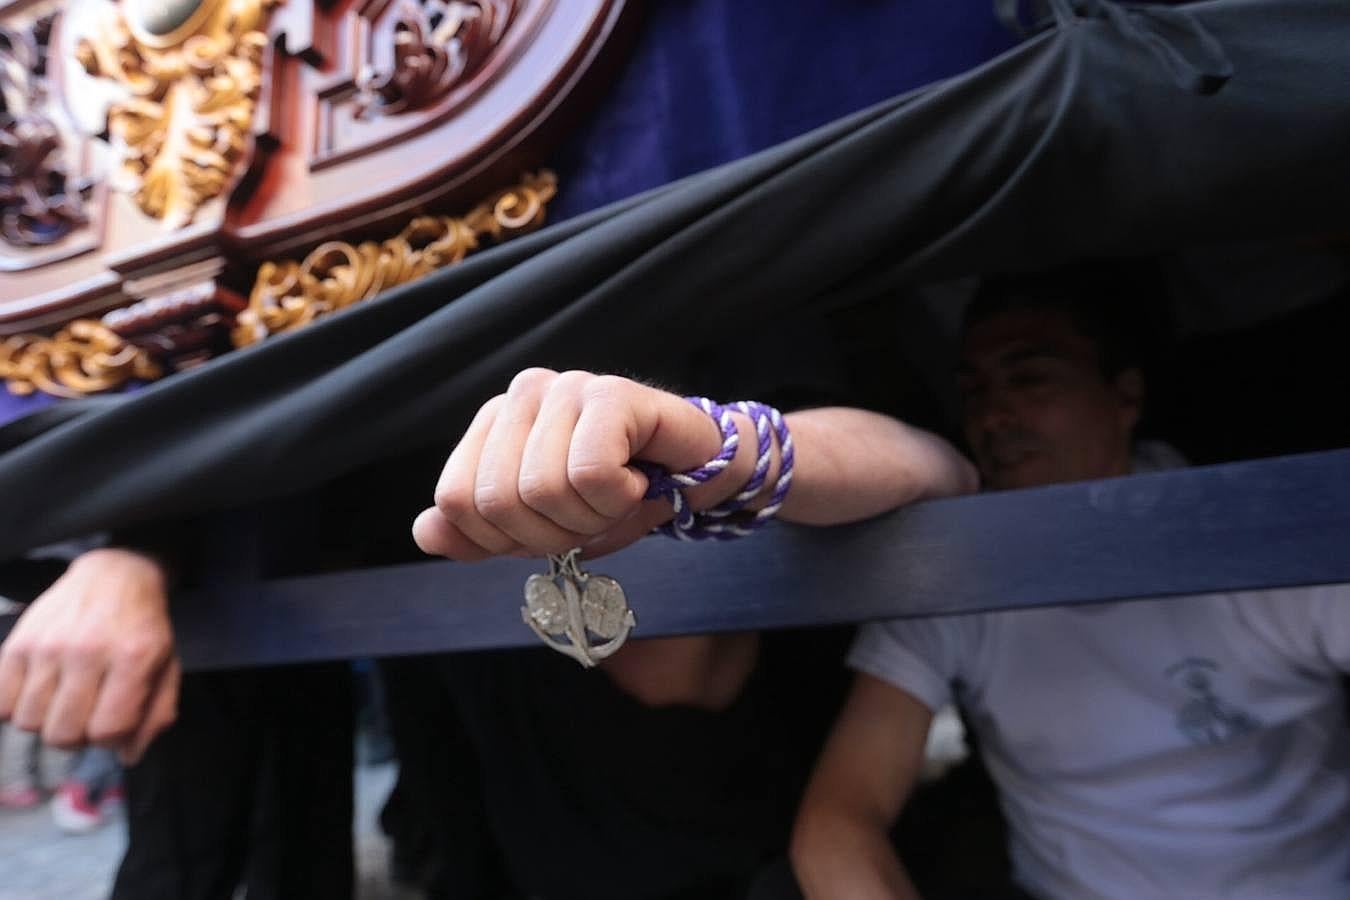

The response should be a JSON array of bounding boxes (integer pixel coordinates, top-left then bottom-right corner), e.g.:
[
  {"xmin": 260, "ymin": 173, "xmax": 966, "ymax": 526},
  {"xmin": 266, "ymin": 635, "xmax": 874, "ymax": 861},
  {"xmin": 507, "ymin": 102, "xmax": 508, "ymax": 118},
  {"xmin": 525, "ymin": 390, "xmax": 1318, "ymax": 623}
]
[{"xmin": 3, "ymin": 449, "xmax": 1349, "ymax": 670}]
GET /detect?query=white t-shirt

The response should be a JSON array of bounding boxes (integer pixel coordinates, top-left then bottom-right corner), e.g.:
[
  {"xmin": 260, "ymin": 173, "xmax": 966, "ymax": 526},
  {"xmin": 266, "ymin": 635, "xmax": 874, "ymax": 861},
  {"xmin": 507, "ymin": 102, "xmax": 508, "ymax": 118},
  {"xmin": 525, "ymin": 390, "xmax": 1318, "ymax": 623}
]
[{"xmin": 850, "ymin": 587, "xmax": 1350, "ymax": 899}]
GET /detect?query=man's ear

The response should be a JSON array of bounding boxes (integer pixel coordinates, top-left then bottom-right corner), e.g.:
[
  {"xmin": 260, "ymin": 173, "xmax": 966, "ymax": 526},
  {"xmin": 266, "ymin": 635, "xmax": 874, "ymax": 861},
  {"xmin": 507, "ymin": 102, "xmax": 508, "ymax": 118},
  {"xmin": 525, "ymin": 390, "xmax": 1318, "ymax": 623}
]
[{"xmin": 1113, "ymin": 368, "xmax": 1145, "ymax": 429}]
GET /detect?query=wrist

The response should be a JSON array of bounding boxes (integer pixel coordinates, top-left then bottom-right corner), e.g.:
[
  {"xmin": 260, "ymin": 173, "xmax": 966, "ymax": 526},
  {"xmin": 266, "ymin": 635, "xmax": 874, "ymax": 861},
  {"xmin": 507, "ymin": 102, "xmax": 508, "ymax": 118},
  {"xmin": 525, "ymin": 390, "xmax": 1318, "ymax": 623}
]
[
  {"xmin": 643, "ymin": 397, "xmax": 793, "ymax": 540},
  {"xmin": 71, "ymin": 547, "xmax": 169, "ymax": 590}
]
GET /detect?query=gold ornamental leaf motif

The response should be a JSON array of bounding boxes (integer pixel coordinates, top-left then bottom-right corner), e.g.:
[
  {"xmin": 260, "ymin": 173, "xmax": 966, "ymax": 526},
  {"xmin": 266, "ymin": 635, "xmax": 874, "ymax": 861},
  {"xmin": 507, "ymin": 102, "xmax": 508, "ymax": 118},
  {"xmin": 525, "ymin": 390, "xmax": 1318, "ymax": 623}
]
[
  {"xmin": 232, "ymin": 170, "xmax": 557, "ymax": 347},
  {"xmin": 0, "ymin": 171, "xmax": 555, "ymax": 398},
  {"xmin": 0, "ymin": 322, "xmax": 161, "ymax": 398},
  {"xmin": 74, "ymin": 0, "xmax": 280, "ymax": 227}
]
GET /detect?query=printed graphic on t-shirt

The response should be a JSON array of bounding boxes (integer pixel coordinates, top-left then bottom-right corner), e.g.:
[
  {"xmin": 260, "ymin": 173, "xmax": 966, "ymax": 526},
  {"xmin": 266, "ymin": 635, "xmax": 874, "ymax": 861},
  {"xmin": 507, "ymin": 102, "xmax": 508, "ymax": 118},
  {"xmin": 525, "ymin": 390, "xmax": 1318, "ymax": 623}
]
[{"xmin": 1166, "ymin": 657, "xmax": 1261, "ymax": 746}]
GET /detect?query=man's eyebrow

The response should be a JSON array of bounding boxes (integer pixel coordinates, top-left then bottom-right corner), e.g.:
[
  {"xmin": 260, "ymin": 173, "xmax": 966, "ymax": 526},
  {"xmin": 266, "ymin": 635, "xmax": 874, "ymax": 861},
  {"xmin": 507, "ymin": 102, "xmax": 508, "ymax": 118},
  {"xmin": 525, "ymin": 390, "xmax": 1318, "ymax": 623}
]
[
  {"xmin": 997, "ymin": 345, "xmax": 1070, "ymax": 367},
  {"xmin": 956, "ymin": 343, "xmax": 1069, "ymax": 377}
]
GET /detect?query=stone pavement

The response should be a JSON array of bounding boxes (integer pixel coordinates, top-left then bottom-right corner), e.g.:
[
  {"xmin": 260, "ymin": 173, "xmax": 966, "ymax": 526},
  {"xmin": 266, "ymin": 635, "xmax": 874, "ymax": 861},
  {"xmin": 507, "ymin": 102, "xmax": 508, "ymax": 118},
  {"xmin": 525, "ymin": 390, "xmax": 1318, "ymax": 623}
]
[{"xmin": 0, "ymin": 762, "xmax": 414, "ymax": 900}]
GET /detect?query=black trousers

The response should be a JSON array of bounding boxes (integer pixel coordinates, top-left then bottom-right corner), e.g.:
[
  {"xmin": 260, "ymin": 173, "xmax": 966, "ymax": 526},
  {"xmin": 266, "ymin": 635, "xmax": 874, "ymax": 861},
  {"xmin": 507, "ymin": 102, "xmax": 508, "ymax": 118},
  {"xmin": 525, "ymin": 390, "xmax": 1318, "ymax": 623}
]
[
  {"xmin": 377, "ymin": 654, "xmax": 516, "ymax": 900},
  {"xmin": 112, "ymin": 663, "xmax": 354, "ymax": 900}
]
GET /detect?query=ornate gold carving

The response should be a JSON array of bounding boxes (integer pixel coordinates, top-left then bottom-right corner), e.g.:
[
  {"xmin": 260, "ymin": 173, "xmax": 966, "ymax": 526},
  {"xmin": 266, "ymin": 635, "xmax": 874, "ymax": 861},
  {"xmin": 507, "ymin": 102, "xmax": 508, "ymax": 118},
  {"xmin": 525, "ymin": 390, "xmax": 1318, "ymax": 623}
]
[
  {"xmin": 233, "ymin": 169, "xmax": 555, "ymax": 346},
  {"xmin": 1, "ymin": 321, "xmax": 161, "ymax": 399},
  {"xmin": 0, "ymin": 171, "xmax": 553, "ymax": 397},
  {"xmin": 354, "ymin": 0, "xmax": 519, "ymax": 118},
  {"xmin": 74, "ymin": 0, "xmax": 280, "ymax": 226},
  {"xmin": 1, "ymin": 16, "xmax": 92, "ymax": 247}
]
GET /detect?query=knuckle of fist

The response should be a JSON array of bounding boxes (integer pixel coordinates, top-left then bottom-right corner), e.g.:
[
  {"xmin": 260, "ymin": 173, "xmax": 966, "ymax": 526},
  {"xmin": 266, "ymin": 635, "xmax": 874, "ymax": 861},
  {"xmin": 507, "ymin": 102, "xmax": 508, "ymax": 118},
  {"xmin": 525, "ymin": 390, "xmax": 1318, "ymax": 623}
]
[
  {"xmin": 472, "ymin": 484, "xmax": 515, "ymax": 522},
  {"xmin": 517, "ymin": 472, "xmax": 565, "ymax": 511},
  {"xmin": 551, "ymin": 369, "xmax": 592, "ymax": 395},
  {"xmin": 116, "ymin": 639, "xmax": 162, "ymax": 670},
  {"xmin": 584, "ymin": 374, "xmax": 629, "ymax": 401},
  {"xmin": 567, "ymin": 460, "xmax": 619, "ymax": 498},
  {"xmin": 31, "ymin": 641, "xmax": 64, "ymax": 666},
  {"xmin": 60, "ymin": 640, "xmax": 105, "ymax": 664},
  {"xmin": 434, "ymin": 483, "xmax": 475, "ymax": 521},
  {"xmin": 0, "ymin": 639, "xmax": 29, "ymax": 663},
  {"xmin": 508, "ymin": 367, "xmax": 555, "ymax": 398}
]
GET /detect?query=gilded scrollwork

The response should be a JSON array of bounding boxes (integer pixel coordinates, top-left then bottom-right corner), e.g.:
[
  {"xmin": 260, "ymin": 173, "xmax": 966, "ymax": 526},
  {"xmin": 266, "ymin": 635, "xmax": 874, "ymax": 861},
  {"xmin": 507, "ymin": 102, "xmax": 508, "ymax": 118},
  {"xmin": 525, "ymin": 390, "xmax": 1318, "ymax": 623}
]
[
  {"xmin": 233, "ymin": 169, "xmax": 555, "ymax": 346},
  {"xmin": 0, "ymin": 16, "xmax": 92, "ymax": 247},
  {"xmin": 1, "ymin": 170, "xmax": 553, "ymax": 396},
  {"xmin": 354, "ymin": 0, "xmax": 518, "ymax": 118},
  {"xmin": 0, "ymin": 321, "xmax": 162, "ymax": 399},
  {"xmin": 73, "ymin": 0, "xmax": 280, "ymax": 226},
  {"xmin": 0, "ymin": 171, "xmax": 555, "ymax": 397}
]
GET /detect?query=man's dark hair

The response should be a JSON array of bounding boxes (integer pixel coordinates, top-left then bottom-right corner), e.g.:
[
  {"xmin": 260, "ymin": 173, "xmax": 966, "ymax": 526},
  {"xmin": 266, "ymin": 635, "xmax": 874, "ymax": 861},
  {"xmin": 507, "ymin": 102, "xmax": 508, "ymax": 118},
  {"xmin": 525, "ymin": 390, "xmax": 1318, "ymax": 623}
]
[{"xmin": 962, "ymin": 261, "xmax": 1167, "ymax": 378}]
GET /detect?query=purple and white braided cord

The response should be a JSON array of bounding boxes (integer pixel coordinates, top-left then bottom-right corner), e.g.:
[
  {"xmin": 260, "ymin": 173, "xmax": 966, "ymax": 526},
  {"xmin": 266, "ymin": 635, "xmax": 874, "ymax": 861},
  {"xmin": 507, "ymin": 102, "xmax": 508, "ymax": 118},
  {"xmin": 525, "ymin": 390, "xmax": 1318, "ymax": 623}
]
[
  {"xmin": 640, "ymin": 397, "xmax": 739, "ymax": 535},
  {"xmin": 744, "ymin": 402, "xmax": 794, "ymax": 523},
  {"xmin": 701, "ymin": 401, "xmax": 773, "ymax": 518},
  {"xmin": 695, "ymin": 401, "xmax": 793, "ymax": 538},
  {"xmin": 643, "ymin": 396, "xmax": 794, "ymax": 541}
]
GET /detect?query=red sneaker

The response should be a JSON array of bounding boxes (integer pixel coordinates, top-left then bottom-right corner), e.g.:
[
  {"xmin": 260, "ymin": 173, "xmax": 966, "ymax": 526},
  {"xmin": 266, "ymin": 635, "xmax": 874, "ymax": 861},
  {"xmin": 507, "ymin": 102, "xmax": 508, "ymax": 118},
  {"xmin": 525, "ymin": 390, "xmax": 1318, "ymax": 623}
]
[{"xmin": 51, "ymin": 781, "xmax": 105, "ymax": 834}]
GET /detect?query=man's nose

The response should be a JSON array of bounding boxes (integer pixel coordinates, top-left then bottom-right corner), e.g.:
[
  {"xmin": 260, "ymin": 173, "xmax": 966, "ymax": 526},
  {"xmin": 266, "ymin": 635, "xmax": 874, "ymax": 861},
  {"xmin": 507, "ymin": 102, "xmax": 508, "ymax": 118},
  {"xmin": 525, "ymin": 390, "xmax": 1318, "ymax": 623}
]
[{"xmin": 971, "ymin": 390, "xmax": 1016, "ymax": 433}]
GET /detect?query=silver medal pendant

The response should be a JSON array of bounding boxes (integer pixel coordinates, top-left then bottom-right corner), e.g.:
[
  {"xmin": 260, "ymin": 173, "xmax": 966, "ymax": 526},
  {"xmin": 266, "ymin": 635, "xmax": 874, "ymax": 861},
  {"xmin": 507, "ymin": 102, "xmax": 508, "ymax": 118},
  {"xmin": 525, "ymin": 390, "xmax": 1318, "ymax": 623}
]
[{"xmin": 522, "ymin": 548, "xmax": 636, "ymax": 667}]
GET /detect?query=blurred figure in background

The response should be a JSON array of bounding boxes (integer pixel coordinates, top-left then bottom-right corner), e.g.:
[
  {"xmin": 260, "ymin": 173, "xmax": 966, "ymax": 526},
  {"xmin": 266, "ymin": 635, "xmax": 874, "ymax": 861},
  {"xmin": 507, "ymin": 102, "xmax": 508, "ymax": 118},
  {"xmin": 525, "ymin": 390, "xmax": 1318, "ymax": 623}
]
[{"xmin": 51, "ymin": 746, "xmax": 123, "ymax": 834}]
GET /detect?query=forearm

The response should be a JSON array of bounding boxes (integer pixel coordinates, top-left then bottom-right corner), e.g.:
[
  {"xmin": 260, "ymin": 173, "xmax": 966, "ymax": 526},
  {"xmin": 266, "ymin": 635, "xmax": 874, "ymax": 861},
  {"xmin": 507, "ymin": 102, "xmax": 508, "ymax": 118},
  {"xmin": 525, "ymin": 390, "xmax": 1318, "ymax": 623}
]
[
  {"xmin": 679, "ymin": 405, "xmax": 975, "ymax": 526},
  {"xmin": 791, "ymin": 807, "xmax": 922, "ymax": 900},
  {"xmin": 779, "ymin": 408, "xmax": 977, "ymax": 525},
  {"xmin": 789, "ymin": 676, "xmax": 934, "ymax": 900},
  {"xmin": 618, "ymin": 395, "xmax": 976, "ymax": 544},
  {"xmin": 70, "ymin": 546, "xmax": 167, "ymax": 579}
]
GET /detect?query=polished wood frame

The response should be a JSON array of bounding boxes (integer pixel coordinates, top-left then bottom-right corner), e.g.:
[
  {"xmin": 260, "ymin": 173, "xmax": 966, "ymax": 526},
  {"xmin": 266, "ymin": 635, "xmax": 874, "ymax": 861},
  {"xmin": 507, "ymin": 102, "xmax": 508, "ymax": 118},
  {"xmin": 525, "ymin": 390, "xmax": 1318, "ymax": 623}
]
[{"xmin": 0, "ymin": 0, "xmax": 635, "ymax": 336}]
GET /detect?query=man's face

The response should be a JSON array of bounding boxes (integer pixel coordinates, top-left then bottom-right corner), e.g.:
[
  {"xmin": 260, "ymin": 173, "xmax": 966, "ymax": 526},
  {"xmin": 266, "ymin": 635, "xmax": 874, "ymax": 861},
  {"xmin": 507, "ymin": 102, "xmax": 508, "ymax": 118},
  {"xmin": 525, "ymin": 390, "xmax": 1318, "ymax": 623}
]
[{"xmin": 957, "ymin": 307, "xmax": 1141, "ymax": 490}]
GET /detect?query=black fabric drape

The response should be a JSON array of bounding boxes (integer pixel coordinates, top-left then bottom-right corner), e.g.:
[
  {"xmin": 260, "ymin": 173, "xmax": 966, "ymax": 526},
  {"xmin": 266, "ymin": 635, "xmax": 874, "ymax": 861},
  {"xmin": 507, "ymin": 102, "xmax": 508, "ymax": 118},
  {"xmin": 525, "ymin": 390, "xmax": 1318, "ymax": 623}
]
[{"xmin": 2, "ymin": 0, "xmax": 1348, "ymax": 558}]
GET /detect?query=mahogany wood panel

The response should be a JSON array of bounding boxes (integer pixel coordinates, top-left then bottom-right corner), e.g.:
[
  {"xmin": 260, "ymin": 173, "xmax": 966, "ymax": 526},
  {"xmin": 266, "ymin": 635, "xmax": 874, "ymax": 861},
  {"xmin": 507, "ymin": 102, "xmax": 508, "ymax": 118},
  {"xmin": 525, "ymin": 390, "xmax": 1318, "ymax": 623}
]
[{"xmin": 0, "ymin": 0, "xmax": 635, "ymax": 333}]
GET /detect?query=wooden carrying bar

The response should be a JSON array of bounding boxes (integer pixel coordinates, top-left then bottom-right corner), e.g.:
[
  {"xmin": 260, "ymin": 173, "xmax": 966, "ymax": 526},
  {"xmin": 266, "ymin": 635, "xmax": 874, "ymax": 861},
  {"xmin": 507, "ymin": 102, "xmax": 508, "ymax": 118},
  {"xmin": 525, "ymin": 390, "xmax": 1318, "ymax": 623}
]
[{"xmin": 4, "ymin": 448, "xmax": 1347, "ymax": 669}]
